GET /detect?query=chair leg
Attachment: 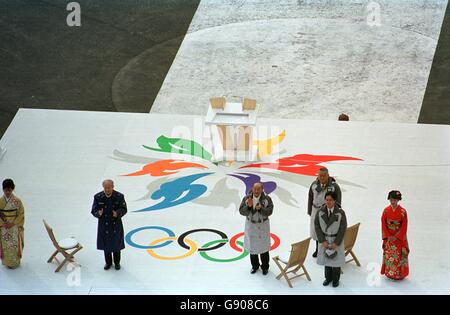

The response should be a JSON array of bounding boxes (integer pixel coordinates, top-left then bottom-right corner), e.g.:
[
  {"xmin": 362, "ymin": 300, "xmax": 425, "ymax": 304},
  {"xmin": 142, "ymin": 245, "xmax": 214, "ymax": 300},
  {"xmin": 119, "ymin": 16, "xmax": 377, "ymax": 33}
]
[
  {"xmin": 273, "ymin": 258, "xmax": 285, "ymax": 280},
  {"xmin": 350, "ymin": 251, "xmax": 361, "ymax": 267},
  {"xmin": 302, "ymin": 265, "xmax": 312, "ymax": 281},
  {"xmin": 291, "ymin": 264, "xmax": 302, "ymax": 273},
  {"xmin": 280, "ymin": 271, "xmax": 294, "ymax": 288},
  {"xmin": 55, "ymin": 246, "xmax": 83, "ymax": 272},
  {"xmin": 55, "ymin": 254, "xmax": 76, "ymax": 272},
  {"xmin": 47, "ymin": 250, "xmax": 58, "ymax": 263},
  {"xmin": 55, "ymin": 256, "xmax": 71, "ymax": 272}
]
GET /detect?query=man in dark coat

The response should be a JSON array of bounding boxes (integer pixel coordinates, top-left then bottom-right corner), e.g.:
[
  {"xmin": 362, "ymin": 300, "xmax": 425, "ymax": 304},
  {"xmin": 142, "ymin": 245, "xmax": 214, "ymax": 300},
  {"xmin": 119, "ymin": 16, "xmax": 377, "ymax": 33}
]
[{"xmin": 91, "ymin": 179, "xmax": 127, "ymax": 270}]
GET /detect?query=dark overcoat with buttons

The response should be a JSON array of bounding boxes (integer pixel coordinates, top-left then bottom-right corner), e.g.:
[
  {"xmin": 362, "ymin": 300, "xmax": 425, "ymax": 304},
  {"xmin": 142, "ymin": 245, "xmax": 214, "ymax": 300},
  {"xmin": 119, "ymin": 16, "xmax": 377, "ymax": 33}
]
[{"xmin": 91, "ymin": 190, "xmax": 127, "ymax": 251}]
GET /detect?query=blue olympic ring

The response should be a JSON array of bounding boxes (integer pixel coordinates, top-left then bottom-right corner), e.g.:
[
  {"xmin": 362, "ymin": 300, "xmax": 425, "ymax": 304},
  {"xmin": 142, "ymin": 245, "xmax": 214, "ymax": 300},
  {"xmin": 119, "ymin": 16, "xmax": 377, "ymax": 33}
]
[{"xmin": 125, "ymin": 226, "xmax": 175, "ymax": 249}]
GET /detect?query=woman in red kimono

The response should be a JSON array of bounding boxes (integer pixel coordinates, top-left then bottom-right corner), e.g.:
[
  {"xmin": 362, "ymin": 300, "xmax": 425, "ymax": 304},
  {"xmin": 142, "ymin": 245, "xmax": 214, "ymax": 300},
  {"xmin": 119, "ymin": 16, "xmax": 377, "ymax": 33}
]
[{"xmin": 381, "ymin": 190, "xmax": 409, "ymax": 280}]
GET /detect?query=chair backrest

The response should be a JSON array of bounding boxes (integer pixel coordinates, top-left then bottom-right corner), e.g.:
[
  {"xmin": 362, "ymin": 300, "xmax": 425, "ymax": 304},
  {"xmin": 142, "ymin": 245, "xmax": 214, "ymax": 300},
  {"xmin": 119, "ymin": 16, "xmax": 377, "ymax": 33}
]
[
  {"xmin": 242, "ymin": 98, "xmax": 256, "ymax": 110},
  {"xmin": 210, "ymin": 97, "xmax": 226, "ymax": 109},
  {"xmin": 287, "ymin": 237, "xmax": 311, "ymax": 267},
  {"xmin": 344, "ymin": 223, "xmax": 360, "ymax": 251},
  {"xmin": 43, "ymin": 219, "xmax": 59, "ymax": 248}
]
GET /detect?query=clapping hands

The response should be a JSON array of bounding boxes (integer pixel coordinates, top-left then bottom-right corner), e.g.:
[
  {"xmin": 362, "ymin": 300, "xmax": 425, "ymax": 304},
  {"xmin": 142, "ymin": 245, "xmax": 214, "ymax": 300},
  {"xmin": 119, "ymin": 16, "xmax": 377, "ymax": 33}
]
[{"xmin": 98, "ymin": 208, "xmax": 118, "ymax": 218}]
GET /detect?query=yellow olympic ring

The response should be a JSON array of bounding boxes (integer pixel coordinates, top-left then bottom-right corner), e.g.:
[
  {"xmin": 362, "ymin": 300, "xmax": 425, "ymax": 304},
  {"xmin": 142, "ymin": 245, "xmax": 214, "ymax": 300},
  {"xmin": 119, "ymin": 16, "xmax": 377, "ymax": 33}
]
[{"xmin": 146, "ymin": 236, "xmax": 198, "ymax": 260}]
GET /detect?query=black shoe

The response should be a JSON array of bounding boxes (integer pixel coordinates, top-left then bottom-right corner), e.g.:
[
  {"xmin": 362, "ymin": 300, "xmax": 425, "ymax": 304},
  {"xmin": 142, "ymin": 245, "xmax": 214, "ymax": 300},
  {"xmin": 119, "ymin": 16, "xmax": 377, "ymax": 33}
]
[
  {"xmin": 323, "ymin": 279, "xmax": 332, "ymax": 286},
  {"xmin": 104, "ymin": 264, "xmax": 111, "ymax": 270},
  {"xmin": 262, "ymin": 269, "xmax": 269, "ymax": 275},
  {"xmin": 332, "ymin": 281, "xmax": 339, "ymax": 287},
  {"xmin": 115, "ymin": 264, "xmax": 121, "ymax": 270},
  {"xmin": 312, "ymin": 250, "xmax": 318, "ymax": 258},
  {"xmin": 250, "ymin": 268, "xmax": 259, "ymax": 274}
]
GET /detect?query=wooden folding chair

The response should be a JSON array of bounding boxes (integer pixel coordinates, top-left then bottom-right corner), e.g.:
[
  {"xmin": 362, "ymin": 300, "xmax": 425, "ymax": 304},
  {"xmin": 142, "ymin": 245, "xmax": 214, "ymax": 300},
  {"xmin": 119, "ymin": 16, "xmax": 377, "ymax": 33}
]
[
  {"xmin": 43, "ymin": 220, "xmax": 83, "ymax": 272},
  {"xmin": 344, "ymin": 223, "xmax": 361, "ymax": 267},
  {"xmin": 273, "ymin": 237, "xmax": 311, "ymax": 288}
]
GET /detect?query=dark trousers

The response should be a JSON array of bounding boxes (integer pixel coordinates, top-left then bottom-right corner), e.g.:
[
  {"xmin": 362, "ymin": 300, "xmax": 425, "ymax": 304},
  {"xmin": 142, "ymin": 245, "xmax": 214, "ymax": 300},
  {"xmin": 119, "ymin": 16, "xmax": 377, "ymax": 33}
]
[
  {"xmin": 325, "ymin": 266, "xmax": 341, "ymax": 283},
  {"xmin": 250, "ymin": 252, "xmax": 270, "ymax": 271},
  {"xmin": 104, "ymin": 251, "xmax": 121, "ymax": 266}
]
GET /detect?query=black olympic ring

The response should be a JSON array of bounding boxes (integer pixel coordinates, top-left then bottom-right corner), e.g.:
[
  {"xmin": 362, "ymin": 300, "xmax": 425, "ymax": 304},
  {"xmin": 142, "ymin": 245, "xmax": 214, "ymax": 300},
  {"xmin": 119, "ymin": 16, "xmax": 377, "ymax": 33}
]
[{"xmin": 177, "ymin": 228, "xmax": 228, "ymax": 251}]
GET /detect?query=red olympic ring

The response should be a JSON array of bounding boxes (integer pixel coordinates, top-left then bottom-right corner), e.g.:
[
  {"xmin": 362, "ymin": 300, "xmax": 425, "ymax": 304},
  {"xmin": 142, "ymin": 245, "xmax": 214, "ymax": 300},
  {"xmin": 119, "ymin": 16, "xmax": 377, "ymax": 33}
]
[{"xmin": 229, "ymin": 232, "xmax": 281, "ymax": 252}]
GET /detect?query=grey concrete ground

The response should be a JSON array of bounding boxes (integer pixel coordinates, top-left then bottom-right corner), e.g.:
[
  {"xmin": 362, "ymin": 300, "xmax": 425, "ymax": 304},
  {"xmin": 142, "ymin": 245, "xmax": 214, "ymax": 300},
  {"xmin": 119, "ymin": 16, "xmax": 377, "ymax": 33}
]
[
  {"xmin": 420, "ymin": 1, "xmax": 450, "ymax": 124},
  {"xmin": 1, "ymin": 0, "xmax": 449, "ymax": 138},
  {"xmin": 0, "ymin": 0, "xmax": 200, "ymax": 136},
  {"xmin": 151, "ymin": 0, "xmax": 448, "ymax": 123}
]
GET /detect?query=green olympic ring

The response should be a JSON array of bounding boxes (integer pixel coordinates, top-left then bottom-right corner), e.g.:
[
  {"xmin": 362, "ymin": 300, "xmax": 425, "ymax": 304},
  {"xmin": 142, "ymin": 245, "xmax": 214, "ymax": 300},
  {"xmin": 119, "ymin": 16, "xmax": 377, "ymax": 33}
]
[{"xmin": 199, "ymin": 239, "xmax": 248, "ymax": 263}]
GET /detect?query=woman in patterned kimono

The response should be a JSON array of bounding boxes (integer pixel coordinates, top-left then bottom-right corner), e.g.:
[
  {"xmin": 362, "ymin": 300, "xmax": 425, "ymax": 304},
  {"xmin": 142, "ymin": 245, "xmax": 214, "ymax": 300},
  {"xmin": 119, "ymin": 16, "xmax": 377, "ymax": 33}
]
[
  {"xmin": 0, "ymin": 179, "xmax": 25, "ymax": 269},
  {"xmin": 381, "ymin": 190, "xmax": 409, "ymax": 280}
]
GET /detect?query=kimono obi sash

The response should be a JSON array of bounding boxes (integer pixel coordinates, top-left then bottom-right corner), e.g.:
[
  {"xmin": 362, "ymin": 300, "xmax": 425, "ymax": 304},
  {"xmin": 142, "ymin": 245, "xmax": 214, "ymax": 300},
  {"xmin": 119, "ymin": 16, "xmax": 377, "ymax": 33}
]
[
  {"xmin": 386, "ymin": 219, "xmax": 401, "ymax": 231},
  {"xmin": 0, "ymin": 208, "xmax": 19, "ymax": 222}
]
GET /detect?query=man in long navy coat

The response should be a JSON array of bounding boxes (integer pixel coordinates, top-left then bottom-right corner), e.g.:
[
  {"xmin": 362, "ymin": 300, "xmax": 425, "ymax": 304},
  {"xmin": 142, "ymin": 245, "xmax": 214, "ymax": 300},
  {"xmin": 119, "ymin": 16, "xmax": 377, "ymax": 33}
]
[{"xmin": 91, "ymin": 179, "xmax": 127, "ymax": 270}]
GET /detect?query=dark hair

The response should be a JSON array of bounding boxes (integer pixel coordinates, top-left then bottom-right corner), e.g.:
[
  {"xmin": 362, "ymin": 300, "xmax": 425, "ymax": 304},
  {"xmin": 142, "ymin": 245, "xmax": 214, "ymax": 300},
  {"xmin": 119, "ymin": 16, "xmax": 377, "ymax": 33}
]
[
  {"xmin": 325, "ymin": 191, "xmax": 337, "ymax": 200},
  {"xmin": 338, "ymin": 113, "xmax": 349, "ymax": 121},
  {"xmin": 387, "ymin": 190, "xmax": 402, "ymax": 200},
  {"xmin": 2, "ymin": 179, "xmax": 15, "ymax": 190}
]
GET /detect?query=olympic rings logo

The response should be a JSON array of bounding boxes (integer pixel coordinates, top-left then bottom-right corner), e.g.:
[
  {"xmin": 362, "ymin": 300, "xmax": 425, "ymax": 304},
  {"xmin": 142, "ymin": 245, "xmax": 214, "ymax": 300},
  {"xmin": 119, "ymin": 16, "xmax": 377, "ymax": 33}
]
[{"xmin": 125, "ymin": 226, "xmax": 281, "ymax": 263}]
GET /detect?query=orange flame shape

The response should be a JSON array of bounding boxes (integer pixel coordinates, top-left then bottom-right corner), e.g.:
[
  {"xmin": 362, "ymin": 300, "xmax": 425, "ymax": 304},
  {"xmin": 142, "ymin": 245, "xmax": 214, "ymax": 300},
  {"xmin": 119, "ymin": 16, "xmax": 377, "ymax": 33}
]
[{"xmin": 122, "ymin": 159, "xmax": 208, "ymax": 177}]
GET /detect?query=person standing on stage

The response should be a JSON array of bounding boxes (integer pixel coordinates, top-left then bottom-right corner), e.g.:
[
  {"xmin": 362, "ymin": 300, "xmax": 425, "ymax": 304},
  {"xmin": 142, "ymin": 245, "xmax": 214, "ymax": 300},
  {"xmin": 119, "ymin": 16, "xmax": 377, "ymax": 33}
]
[
  {"xmin": 0, "ymin": 179, "xmax": 25, "ymax": 269},
  {"xmin": 239, "ymin": 182, "xmax": 273, "ymax": 275},
  {"xmin": 315, "ymin": 191, "xmax": 347, "ymax": 287},
  {"xmin": 308, "ymin": 167, "xmax": 341, "ymax": 257},
  {"xmin": 91, "ymin": 179, "xmax": 127, "ymax": 270},
  {"xmin": 381, "ymin": 190, "xmax": 409, "ymax": 280}
]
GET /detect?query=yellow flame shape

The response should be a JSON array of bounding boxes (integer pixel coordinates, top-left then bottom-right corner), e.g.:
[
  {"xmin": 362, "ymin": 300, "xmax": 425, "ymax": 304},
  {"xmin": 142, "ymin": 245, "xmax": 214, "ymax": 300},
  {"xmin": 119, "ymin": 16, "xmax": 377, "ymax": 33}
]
[{"xmin": 253, "ymin": 130, "xmax": 286, "ymax": 158}]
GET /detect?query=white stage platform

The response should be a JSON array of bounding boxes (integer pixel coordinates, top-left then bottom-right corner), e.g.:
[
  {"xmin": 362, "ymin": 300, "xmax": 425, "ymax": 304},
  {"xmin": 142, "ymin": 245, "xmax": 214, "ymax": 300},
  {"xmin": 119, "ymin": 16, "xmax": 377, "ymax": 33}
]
[{"xmin": 0, "ymin": 108, "xmax": 449, "ymax": 294}]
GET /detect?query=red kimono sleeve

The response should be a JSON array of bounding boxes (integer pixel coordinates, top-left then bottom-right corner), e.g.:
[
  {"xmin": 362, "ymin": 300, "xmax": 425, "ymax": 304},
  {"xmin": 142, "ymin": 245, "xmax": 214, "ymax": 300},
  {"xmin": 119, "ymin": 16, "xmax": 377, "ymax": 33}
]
[{"xmin": 381, "ymin": 208, "xmax": 390, "ymax": 240}]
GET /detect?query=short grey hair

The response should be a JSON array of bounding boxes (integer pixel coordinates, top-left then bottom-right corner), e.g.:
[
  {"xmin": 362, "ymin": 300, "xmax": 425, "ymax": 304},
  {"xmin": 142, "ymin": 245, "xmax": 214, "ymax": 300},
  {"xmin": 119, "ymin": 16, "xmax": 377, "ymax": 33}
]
[
  {"xmin": 102, "ymin": 179, "xmax": 114, "ymax": 187},
  {"xmin": 253, "ymin": 182, "xmax": 264, "ymax": 189},
  {"xmin": 319, "ymin": 167, "xmax": 329, "ymax": 173}
]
